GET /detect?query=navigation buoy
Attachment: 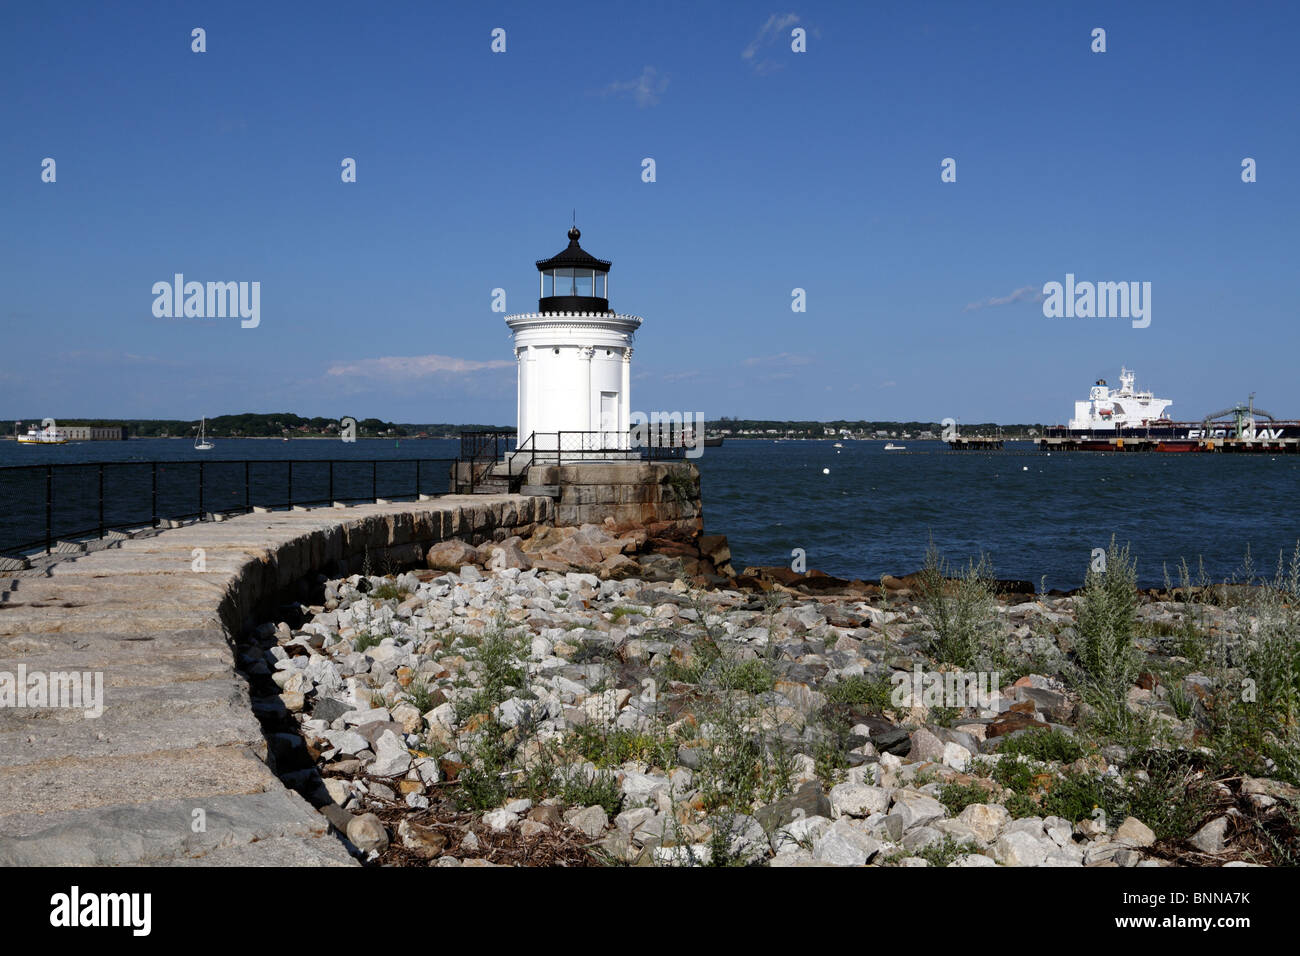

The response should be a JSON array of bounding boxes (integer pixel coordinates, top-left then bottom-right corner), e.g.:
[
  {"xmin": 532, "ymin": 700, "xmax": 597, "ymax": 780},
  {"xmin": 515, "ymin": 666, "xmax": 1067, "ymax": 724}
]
[
  {"xmin": 822, "ymin": 467, "xmax": 830, "ymax": 474},
  {"xmin": 1022, "ymin": 466, "xmax": 1028, "ymax": 471}
]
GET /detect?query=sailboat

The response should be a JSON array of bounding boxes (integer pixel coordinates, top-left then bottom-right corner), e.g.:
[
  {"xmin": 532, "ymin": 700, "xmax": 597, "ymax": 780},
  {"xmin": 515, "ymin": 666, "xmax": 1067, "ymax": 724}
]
[{"xmin": 195, "ymin": 418, "xmax": 214, "ymax": 451}]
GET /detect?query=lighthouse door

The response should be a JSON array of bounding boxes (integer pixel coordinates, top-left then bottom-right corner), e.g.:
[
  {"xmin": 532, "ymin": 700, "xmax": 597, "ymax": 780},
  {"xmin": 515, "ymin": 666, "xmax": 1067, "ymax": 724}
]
[{"xmin": 600, "ymin": 391, "xmax": 618, "ymax": 447}]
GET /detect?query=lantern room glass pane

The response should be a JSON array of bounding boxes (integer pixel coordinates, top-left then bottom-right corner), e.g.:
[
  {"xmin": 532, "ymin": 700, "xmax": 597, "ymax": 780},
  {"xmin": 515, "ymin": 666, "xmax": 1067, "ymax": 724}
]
[{"xmin": 550, "ymin": 268, "xmax": 576, "ymax": 296}]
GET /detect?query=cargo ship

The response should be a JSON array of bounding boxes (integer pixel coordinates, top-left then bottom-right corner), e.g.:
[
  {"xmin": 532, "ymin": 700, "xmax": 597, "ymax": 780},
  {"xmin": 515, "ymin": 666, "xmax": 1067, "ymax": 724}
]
[{"xmin": 1038, "ymin": 368, "xmax": 1300, "ymax": 453}]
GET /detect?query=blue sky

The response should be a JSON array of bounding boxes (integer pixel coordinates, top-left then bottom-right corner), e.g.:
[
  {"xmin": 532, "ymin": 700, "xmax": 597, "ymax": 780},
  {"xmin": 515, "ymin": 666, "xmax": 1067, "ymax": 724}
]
[{"xmin": 2, "ymin": 1, "xmax": 1297, "ymax": 425}]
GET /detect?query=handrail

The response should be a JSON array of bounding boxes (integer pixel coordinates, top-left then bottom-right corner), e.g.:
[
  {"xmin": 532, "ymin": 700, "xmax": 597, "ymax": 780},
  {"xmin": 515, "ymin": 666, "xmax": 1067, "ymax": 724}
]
[
  {"xmin": 0, "ymin": 458, "xmax": 456, "ymax": 558},
  {"xmin": 458, "ymin": 431, "xmax": 518, "ymax": 493}
]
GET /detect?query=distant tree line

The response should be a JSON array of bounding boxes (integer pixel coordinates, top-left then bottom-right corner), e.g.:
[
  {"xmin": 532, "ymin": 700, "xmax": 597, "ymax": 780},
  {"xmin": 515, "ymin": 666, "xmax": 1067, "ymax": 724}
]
[
  {"xmin": 711, "ymin": 417, "xmax": 1046, "ymax": 438},
  {"xmin": 28, "ymin": 414, "xmax": 514, "ymax": 439},
  {"xmin": 12, "ymin": 414, "xmax": 1046, "ymax": 440}
]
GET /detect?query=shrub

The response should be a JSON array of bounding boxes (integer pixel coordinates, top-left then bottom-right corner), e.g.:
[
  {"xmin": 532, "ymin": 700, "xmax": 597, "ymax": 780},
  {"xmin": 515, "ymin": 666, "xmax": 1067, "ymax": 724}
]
[
  {"xmin": 938, "ymin": 780, "xmax": 991, "ymax": 816},
  {"xmin": 1121, "ymin": 749, "xmax": 1215, "ymax": 841},
  {"xmin": 370, "ymin": 581, "xmax": 408, "ymax": 601},
  {"xmin": 1039, "ymin": 769, "xmax": 1121, "ymax": 824},
  {"xmin": 824, "ymin": 675, "xmax": 892, "ymax": 711},
  {"xmin": 718, "ymin": 658, "xmax": 775, "ymax": 695},
  {"xmin": 918, "ymin": 542, "xmax": 997, "ymax": 668},
  {"xmin": 997, "ymin": 729, "xmax": 1087, "ymax": 763},
  {"xmin": 455, "ymin": 716, "xmax": 513, "ymax": 811},
  {"xmin": 1074, "ymin": 536, "xmax": 1139, "ymax": 692},
  {"xmin": 568, "ymin": 724, "xmax": 675, "ymax": 770},
  {"xmin": 1206, "ymin": 542, "xmax": 1300, "ymax": 786},
  {"xmin": 354, "ymin": 631, "xmax": 383, "ymax": 652},
  {"xmin": 454, "ymin": 625, "xmax": 526, "ymax": 721}
]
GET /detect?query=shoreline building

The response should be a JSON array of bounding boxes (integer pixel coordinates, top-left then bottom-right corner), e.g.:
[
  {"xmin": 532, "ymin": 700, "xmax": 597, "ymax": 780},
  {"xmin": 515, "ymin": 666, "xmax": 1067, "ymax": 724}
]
[{"xmin": 505, "ymin": 228, "xmax": 641, "ymax": 456}]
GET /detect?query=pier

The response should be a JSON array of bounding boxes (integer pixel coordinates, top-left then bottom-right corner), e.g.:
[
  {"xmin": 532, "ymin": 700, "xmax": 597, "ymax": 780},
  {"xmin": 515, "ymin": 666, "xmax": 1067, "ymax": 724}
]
[
  {"xmin": 1034, "ymin": 435, "xmax": 1300, "ymax": 454},
  {"xmin": 947, "ymin": 436, "xmax": 1004, "ymax": 450},
  {"xmin": 0, "ymin": 494, "xmax": 550, "ymax": 865}
]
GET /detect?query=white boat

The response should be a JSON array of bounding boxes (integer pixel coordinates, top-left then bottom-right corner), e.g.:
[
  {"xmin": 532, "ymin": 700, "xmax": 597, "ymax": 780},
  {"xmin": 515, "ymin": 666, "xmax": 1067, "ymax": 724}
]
[
  {"xmin": 195, "ymin": 418, "xmax": 214, "ymax": 451},
  {"xmin": 16, "ymin": 421, "xmax": 68, "ymax": 445},
  {"xmin": 1069, "ymin": 367, "xmax": 1172, "ymax": 431},
  {"xmin": 883, "ymin": 442, "xmax": 905, "ymax": 451},
  {"xmin": 833, "ymin": 442, "xmax": 844, "ymax": 448}
]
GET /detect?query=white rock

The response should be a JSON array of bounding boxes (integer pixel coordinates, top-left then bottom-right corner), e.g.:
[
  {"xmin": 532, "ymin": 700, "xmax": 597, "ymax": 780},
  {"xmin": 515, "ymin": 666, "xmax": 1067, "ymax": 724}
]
[
  {"xmin": 890, "ymin": 790, "xmax": 945, "ymax": 830},
  {"xmin": 615, "ymin": 806, "xmax": 656, "ymax": 837},
  {"xmin": 343, "ymin": 707, "xmax": 391, "ymax": 726},
  {"xmin": 1189, "ymin": 816, "xmax": 1229, "ymax": 854},
  {"xmin": 564, "ymin": 805, "xmax": 609, "ymax": 839},
  {"xmin": 368, "ymin": 730, "xmax": 412, "ymax": 777},
  {"xmin": 654, "ymin": 844, "xmax": 712, "ymax": 867},
  {"xmin": 483, "ymin": 808, "xmax": 517, "ymax": 832},
  {"xmin": 829, "ymin": 783, "xmax": 891, "ymax": 818},
  {"xmin": 811, "ymin": 819, "xmax": 882, "ymax": 866},
  {"xmin": 1114, "ymin": 816, "xmax": 1156, "ymax": 848},
  {"xmin": 772, "ymin": 815, "xmax": 833, "ymax": 853},
  {"xmin": 941, "ymin": 741, "xmax": 972, "ymax": 771},
  {"xmin": 620, "ymin": 771, "xmax": 670, "ymax": 806},
  {"xmin": 323, "ymin": 729, "xmax": 369, "ymax": 756},
  {"xmin": 412, "ymin": 757, "xmax": 442, "ymax": 786},
  {"xmin": 992, "ymin": 830, "xmax": 1051, "ymax": 866},
  {"xmin": 956, "ymin": 803, "xmax": 1010, "ymax": 843}
]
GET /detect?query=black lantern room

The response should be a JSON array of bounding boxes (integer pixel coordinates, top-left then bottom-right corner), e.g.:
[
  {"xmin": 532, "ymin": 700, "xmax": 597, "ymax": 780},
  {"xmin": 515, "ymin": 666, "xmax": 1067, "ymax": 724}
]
[{"xmin": 536, "ymin": 227, "xmax": 611, "ymax": 313}]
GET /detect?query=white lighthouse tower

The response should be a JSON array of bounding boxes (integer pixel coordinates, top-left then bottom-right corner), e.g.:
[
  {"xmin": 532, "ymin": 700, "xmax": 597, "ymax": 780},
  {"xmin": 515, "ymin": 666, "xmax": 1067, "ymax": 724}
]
[{"xmin": 506, "ymin": 227, "xmax": 642, "ymax": 455}]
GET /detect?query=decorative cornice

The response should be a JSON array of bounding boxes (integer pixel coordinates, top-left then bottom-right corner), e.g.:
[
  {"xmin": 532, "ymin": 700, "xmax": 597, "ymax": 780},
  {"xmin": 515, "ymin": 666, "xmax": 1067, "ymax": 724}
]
[
  {"xmin": 505, "ymin": 311, "xmax": 642, "ymax": 321},
  {"xmin": 505, "ymin": 312, "xmax": 642, "ymax": 333}
]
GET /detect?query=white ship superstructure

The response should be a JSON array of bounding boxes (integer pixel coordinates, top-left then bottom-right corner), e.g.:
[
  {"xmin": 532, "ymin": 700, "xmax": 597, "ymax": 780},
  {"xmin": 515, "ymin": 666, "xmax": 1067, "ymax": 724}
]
[
  {"xmin": 1067, "ymin": 368, "xmax": 1172, "ymax": 431},
  {"xmin": 15, "ymin": 422, "xmax": 69, "ymax": 445}
]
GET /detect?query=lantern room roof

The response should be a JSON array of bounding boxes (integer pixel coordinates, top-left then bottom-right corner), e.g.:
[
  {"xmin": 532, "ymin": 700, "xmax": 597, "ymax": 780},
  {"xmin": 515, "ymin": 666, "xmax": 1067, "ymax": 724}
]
[{"xmin": 535, "ymin": 227, "xmax": 612, "ymax": 273}]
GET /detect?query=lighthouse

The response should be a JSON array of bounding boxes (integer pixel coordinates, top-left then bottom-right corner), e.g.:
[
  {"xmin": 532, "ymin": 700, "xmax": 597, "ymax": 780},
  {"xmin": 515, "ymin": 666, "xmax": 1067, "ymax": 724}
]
[{"xmin": 506, "ymin": 227, "xmax": 642, "ymax": 455}]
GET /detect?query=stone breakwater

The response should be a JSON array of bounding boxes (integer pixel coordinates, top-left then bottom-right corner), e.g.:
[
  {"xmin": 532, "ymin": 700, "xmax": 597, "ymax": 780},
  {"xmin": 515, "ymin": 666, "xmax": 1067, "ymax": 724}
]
[
  {"xmin": 254, "ymin": 524, "xmax": 1299, "ymax": 867},
  {"xmin": 0, "ymin": 495, "xmax": 551, "ymax": 866}
]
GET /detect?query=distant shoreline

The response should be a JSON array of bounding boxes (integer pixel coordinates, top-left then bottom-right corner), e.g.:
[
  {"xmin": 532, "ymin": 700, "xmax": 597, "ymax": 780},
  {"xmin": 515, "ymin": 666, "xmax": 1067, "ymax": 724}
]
[{"xmin": 0, "ymin": 435, "xmax": 459, "ymax": 442}]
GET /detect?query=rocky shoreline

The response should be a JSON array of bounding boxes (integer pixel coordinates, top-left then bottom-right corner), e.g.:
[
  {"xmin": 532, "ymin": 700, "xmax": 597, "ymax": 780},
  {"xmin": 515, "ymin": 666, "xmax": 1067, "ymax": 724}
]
[{"xmin": 242, "ymin": 521, "xmax": 1300, "ymax": 867}]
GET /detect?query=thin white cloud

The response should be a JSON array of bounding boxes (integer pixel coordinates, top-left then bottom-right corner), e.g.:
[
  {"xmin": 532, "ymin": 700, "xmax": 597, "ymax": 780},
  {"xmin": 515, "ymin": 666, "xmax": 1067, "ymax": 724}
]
[
  {"xmin": 743, "ymin": 352, "xmax": 813, "ymax": 367},
  {"xmin": 964, "ymin": 285, "xmax": 1046, "ymax": 312},
  {"xmin": 742, "ymin": 13, "xmax": 801, "ymax": 73},
  {"xmin": 600, "ymin": 66, "xmax": 669, "ymax": 108},
  {"xmin": 326, "ymin": 354, "xmax": 513, "ymax": 381}
]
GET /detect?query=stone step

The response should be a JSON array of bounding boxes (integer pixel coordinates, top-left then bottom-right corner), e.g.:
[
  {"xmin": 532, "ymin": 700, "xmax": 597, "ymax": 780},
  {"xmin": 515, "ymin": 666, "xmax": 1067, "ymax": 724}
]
[
  {"xmin": 0, "ymin": 744, "xmax": 282, "ymax": 819},
  {"xmin": 520, "ymin": 484, "xmax": 560, "ymax": 497},
  {"xmin": 0, "ymin": 788, "xmax": 352, "ymax": 866},
  {"xmin": 0, "ymin": 677, "xmax": 262, "ymax": 768}
]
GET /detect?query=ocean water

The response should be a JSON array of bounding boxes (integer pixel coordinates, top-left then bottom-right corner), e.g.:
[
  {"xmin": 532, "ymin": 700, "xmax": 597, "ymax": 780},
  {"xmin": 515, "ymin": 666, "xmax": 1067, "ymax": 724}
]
[
  {"xmin": 2, "ymin": 437, "xmax": 1298, "ymax": 590},
  {"xmin": 697, "ymin": 440, "xmax": 1300, "ymax": 591}
]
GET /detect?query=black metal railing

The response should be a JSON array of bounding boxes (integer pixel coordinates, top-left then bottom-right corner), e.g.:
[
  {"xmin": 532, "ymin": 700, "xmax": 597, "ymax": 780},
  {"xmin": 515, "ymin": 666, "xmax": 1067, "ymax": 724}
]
[
  {"xmin": 500, "ymin": 427, "xmax": 698, "ymax": 481},
  {"xmin": 458, "ymin": 430, "xmax": 517, "ymax": 461},
  {"xmin": 0, "ymin": 458, "xmax": 456, "ymax": 558},
  {"xmin": 458, "ymin": 431, "xmax": 517, "ymax": 493}
]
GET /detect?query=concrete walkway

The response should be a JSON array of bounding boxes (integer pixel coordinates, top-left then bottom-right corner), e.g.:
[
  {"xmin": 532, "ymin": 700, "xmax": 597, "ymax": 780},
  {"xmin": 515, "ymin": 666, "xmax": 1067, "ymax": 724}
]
[{"xmin": 0, "ymin": 494, "xmax": 548, "ymax": 865}]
